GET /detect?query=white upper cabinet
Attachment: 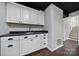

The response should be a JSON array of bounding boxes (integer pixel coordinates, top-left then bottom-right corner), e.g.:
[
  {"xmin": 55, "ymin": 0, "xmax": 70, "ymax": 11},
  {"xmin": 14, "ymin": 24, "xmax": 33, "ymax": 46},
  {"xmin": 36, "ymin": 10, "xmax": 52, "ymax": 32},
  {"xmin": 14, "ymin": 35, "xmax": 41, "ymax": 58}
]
[
  {"xmin": 41, "ymin": 11, "xmax": 44, "ymax": 25},
  {"xmin": 30, "ymin": 9, "xmax": 38, "ymax": 24},
  {"xmin": 6, "ymin": 3, "xmax": 20, "ymax": 23},
  {"xmin": 30, "ymin": 9, "xmax": 45, "ymax": 25},
  {"xmin": 20, "ymin": 6, "xmax": 31, "ymax": 24},
  {"xmin": 6, "ymin": 2, "xmax": 44, "ymax": 25},
  {"xmin": 38, "ymin": 11, "xmax": 44, "ymax": 25}
]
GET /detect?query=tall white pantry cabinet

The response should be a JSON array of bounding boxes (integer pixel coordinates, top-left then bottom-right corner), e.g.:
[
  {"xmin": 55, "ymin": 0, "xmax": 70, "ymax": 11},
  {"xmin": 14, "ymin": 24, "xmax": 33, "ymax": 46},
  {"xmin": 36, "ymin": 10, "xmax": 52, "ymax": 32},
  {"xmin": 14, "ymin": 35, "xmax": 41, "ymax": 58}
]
[{"xmin": 44, "ymin": 4, "xmax": 63, "ymax": 51}]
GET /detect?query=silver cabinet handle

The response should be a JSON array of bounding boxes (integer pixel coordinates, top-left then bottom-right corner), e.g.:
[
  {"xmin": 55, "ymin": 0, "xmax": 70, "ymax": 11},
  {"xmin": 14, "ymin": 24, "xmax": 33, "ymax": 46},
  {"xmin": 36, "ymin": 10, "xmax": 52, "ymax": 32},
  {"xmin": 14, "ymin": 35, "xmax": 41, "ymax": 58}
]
[
  {"xmin": 8, "ymin": 45, "xmax": 13, "ymax": 48},
  {"xmin": 44, "ymin": 43, "xmax": 46, "ymax": 45},
  {"xmin": 35, "ymin": 35, "xmax": 38, "ymax": 37},
  {"xmin": 24, "ymin": 36, "xmax": 28, "ymax": 38},
  {"xmin": 8, "ymin": 38, "xmax": 13, "ymax": 41},
  {"xmin": 44, "ymin": 34, "xmax": 46, "ymax": 36},
  {"xmin": 43, "ymin": 37, "xmax": 46, "ymax": 39}
]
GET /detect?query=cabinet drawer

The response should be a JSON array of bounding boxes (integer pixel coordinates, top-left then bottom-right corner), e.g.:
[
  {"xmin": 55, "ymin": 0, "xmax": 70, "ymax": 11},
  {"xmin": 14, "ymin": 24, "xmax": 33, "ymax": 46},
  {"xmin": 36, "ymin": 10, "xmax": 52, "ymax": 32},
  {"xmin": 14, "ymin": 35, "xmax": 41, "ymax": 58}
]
[
  {"xmin": 43, "ymin": 34, "xmax": 48, "ymax": 37},
  {"xmin": 1, "ymin": 41, "xmax": 19, "ymax": 56},
  {"xmin": 41, "ymin": 40, "xmax": 47, "ymax": 48},
  {"xmin": 20, "ymin": 35, "xmax": 35, "ymax": 40},
  {"xmin": 1, "ymin": 36, "xmax": 19, "ymax": 42}
]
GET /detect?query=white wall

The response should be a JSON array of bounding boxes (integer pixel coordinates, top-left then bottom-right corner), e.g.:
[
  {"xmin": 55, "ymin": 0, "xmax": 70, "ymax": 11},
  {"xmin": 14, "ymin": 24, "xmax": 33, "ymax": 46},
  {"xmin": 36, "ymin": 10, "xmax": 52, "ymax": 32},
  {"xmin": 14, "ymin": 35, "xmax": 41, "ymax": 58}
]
[
  {"xmin": 0, "ymin": 2, "xmax": 44, "ymax": 35},
  {"xmin": 63, "ymin": 17, "xmax": 72, "ymax": 41},
  {"xmin": 8, "ymin": 24, "xmax": 44, "ymax": 31},
  {"xmin": 0, "ymin": 3, "xmax": 9, "ymax": 35},
  {"xmin": 44, "ymin": 4, "xmax": 63, "ymax": 51}
]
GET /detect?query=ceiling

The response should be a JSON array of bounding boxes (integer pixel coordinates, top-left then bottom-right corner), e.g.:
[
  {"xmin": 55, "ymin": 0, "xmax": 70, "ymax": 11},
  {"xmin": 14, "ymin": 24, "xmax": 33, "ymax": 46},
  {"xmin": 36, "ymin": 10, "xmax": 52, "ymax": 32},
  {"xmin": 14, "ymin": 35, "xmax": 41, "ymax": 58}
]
[{"xmin": 17, "ymin": 2, "xmax": 79, "ymax": 16}]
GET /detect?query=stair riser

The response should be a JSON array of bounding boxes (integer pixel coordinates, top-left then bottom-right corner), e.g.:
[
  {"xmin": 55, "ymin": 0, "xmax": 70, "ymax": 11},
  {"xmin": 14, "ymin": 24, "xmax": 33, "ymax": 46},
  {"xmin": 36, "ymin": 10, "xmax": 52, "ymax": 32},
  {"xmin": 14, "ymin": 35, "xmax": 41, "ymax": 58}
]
[
  {"xmin": 68, "ymin": 27, "xmax": 78, "ymax": 41},
  {"xmin": 69, "ymin": 33, "xmax": 78, "ymax": 35},
  {"xmin": 70, "ymin": 35, "xmax": 78, "ymax": 36},
  {"xmin": 69, "ymin": 36, "xmax": 78, "ymax": 38},
  {"xmin": 69, "ymin": 34, "xmax": 78, "ymax": 36},
  {"xmin": 69, "ymin": 37, "xmax": 78, "ymax": 39},
  {"xmin": 70, "ymin": 32, "xmax": 78, "ymax": 34}
]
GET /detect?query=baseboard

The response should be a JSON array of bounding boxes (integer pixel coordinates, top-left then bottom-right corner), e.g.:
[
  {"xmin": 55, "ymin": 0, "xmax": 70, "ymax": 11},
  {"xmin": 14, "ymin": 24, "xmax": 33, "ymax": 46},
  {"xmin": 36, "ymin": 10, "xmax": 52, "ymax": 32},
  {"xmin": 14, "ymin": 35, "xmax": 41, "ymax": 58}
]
[
  {"xmin": 78, "ymin": 40, "xmax": 79, "ymax": 45},
  {"xmin": 47, "ymin": 44, "xmax": 63, "ymax": 52}
]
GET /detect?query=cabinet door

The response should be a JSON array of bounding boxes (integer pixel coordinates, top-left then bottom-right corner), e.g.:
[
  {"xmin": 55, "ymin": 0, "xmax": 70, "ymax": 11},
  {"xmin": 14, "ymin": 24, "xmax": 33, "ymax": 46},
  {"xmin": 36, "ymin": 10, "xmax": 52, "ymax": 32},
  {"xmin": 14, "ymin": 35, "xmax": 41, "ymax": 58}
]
[
  {"xmin": 30, "ymin": 9, "xmax": 38, "ymax": 24},
  {"xmin": 32, "ymin": 34, "xmax": 42, "ymax": 52},
  {"xmin": 6, "ymin": 3, "xmax": 20, "ymax": 23},
  {"xmin": 41, "ymin": 12, "xmax": 44, "ymax": 25},
  {"xmin": 38, "ymin": 11, "xmax": 44, "ymax": 25},
  {"xmin": 3, "ymin": 41, "xmax": 19, "ymax": 56},
  {"xmin": 20, "ymin": 35, "xmax": 33, "ymax": 56},
  {"xmin": 1, "ymin": 36, "xmax": 19, "ymax": 56},
  {"xmin": 20, "ymin": 40, "xmax": 31, "ymax": 55},
  {"xmin": 21, "ymin": 6, "xmax": 30, "ymax": 24}
]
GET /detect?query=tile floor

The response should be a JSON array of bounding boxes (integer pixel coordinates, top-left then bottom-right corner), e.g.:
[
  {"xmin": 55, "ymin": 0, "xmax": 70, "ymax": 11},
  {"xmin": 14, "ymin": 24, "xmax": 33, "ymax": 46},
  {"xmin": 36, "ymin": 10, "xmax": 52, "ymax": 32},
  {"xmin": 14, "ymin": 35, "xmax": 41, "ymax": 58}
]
[{"xmin": 27, "ymin": 40, "xmax": 79, "ymax": 56}]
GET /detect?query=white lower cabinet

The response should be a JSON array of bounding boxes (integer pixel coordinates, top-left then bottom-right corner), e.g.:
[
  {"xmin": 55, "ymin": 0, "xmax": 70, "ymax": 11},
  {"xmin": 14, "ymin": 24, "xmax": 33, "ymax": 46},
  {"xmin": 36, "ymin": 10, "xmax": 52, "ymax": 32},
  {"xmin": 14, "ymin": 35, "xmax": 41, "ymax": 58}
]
[
  {"xmin": 41, "ymin": 34, "xmax": 48, "ymax": 49},
  {"xmin": 20, "ymin": 40, "xmax": 31, "ymax": 56},
  {"xmin": 31, "ymin": 34, "xmax": 42, "ymax": 52},
  {"xmin": 1, "ymin": 36, "xmax": 19, "ymax": 56},
  {"xmin": 20, "ymin": 34, "xmax": 42, "ymax": 56},
  {"xmin": 20, "ymin": 35, "xmax": 34, "ymax": 56},
  {"xmin": 3, "ymin": 41, "xmax": 19, "ymax": 56},
  {"xmin": 0, "ymin": 33, "xmax": 48, "ymax": 56}
]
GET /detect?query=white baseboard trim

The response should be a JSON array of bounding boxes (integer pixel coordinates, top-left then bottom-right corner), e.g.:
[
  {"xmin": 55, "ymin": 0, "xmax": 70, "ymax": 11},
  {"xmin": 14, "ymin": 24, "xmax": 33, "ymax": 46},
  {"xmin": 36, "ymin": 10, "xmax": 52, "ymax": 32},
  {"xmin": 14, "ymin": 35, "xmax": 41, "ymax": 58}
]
[
  {"xmin": 78, "ymin": 41, "xmax": 79, "ymax": 45},
  {"xmin": 47, "ymin": 45, "xmax": 63, "ymax": 52}
]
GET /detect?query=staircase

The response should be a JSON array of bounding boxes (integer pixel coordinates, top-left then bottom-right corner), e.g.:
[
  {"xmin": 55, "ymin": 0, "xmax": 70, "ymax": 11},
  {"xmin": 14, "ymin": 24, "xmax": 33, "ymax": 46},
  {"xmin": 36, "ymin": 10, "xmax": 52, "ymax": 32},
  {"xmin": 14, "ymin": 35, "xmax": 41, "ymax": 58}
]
[
  {"xmin": 64, "ymin": 27, "xmax": 78, "ymax": 55},
  {"xmin": 68, "ymin": 27, "xmax": 78, "ymax": 41}
]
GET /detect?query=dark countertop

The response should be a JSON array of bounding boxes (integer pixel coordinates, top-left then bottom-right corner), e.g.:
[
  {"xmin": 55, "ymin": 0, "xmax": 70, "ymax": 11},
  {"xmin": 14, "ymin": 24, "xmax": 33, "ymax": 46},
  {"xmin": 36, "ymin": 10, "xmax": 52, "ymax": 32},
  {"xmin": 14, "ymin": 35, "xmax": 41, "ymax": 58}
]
[{"xmin": 0, "ymin": 31, "xmax": 48, "ymax": 37}]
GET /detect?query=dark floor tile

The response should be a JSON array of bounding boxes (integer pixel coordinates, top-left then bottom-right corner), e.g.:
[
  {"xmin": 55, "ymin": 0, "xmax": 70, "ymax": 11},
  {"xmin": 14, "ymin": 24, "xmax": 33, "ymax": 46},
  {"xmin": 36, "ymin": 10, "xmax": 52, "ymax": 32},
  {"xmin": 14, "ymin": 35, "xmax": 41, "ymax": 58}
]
[{"xmin": 27, "ymin": 40, "xmax": 79, "ymax": 56}]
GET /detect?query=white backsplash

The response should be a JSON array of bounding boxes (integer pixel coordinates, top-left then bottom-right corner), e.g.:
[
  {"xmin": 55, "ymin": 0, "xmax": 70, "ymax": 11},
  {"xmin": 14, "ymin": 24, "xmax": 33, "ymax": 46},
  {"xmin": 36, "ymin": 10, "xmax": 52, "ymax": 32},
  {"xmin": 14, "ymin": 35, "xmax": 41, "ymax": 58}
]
[
  {"xmin": 8, "ymin": 23, "xmax": 44, "ymax": 31},
  {"xmin": 30, "ymin": 28, "xmax": 43, "ymax": 31}
]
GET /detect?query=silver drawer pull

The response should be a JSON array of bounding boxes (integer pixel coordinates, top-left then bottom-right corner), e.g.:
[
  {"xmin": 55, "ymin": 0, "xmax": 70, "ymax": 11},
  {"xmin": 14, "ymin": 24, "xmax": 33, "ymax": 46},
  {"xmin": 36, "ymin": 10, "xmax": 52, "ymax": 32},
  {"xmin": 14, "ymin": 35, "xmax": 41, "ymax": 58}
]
[
  {"xmin": 8, "ymin": 45, "xmax": 13, "ymax": 47},
  {"xmin": 44, "ymin": 43, "xmax": 46, "ymax": 45},
  {"xmin": 44, "ymin": 37, "xmax": 46, "ymax": 39},
  {"xmin": 24, "ymin": 36, "xmax": 28, "ymax": 38},
  {"xmin": 8, "ymin": 38, "xmax": 13, "ymax": 40},
  {"xmin": 35, "ymin": 35, "xmax": 38, "ymax": 37},
  {"xmin": 44, "ymin": 34, "xmax": 46, "ymax": 36}
]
